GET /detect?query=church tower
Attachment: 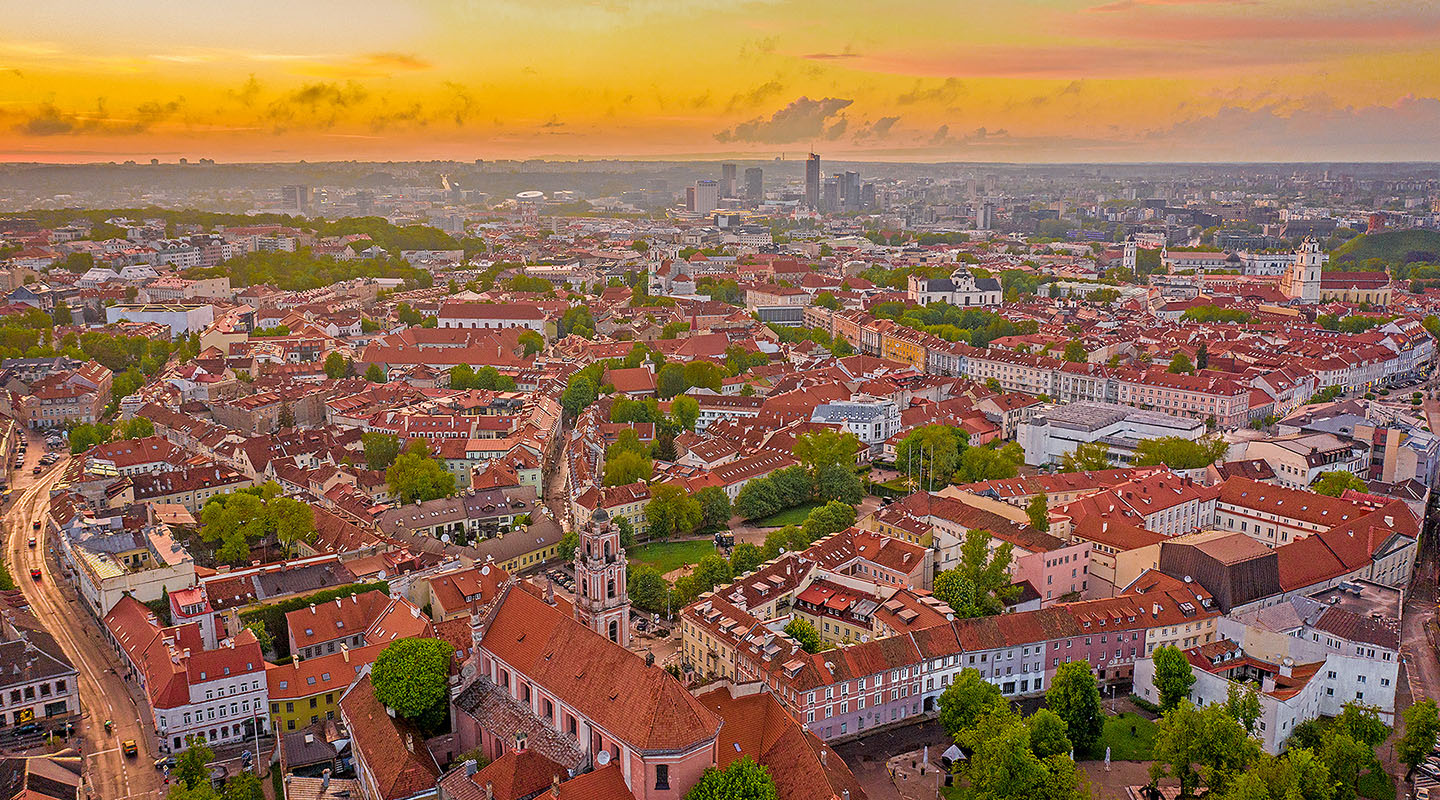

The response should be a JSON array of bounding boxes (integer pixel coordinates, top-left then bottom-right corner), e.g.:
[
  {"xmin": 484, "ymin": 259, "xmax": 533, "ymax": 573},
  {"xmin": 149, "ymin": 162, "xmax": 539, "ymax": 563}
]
[
  {"xmin": 1282, "ymin": 237, "xmax": 1324, "ymax": 303},
  {"xmin": 573, "ymin": 508, "xmax": 630, "ymax": 647}
]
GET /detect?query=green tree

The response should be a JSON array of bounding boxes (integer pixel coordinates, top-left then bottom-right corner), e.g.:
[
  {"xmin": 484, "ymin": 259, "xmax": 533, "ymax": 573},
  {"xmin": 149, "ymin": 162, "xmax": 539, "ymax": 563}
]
[
  {"xmin": 783, "ymin": 617, "xmax": 828, "ymax": 653},
  {"xmin": 324, "ymin": 351, "xmax": 348, "ymax": 379},
  {"xmin": 683, "ymin": 756, "xmax": 777, "ymax": 800},
  {"xmin": 113, "ymin": 417, "xmax": 155, "ymax": 440},
  {"xmin": 770, "ymin": 465, "xmax": 816, "ymax": 508},
  {"xmin": 1133, "ymin": 436, "xmax": 1229, "ymax": 470},
  {"xmin": 68, "ymin": 422, "xmax": 112, "ymax": 454},
  {"xmin": 961, "ymin": 712, "xmax": 1086, "ymax": 800},
  {"xmin": 937, "ymin": 667, "xmax": 1005, "ymax": 740},
  {"xmin": 761, "ymin": 525, "xmax": 809, "ymax": 559},
  {"xmin": 221, "ymin": 773, "xmax": 264, "ymax": 800},
  {"xmin": 603, "ymin": 450, "xmax": 653, "ymax": 487},
  {"xmin": 173, "ymin": 736, "xmax": 214, "ymax": 790},
  {"xmin": 1168, "ymin": 352, "xmax": 1195, "ymax": 374},
  {"xmin": 956, "ymin": 442, "xmax": 1023, "ymax": 483},
  {"xmin": 793, "ymin": 429, "xmax": 860, "ymax": 473},
  {"xmin": 385, "ymin": 440, "xmax": 457, "ymax": 503},
  {"xmin": 1397, "ymin": 698, "xmax": 1440, "ymax": 778},
  {"xmin": 645, "ymin": 483, "xmax": 702, "ymax": 540},
  {"xmin": 52, "ymin": 301, "xmax": 72, "ymax": 325},
  {"xmin": 801, "ymin": 500, "xmax": 857, "ymax": 542},
  {"xmin": 1059, "ymin": 441, "xmax": 1112, "ymax": 472},
  {"xmin": 734, "ymin": 478, "xmax": 781, "ymax": 520},
  {"xmin": 1224, "ymin": 683, "xmax": 1261, "ymax": 734},
  {"xmin": 1196, "ymin": 341, "xmax": 1209, "ymax": 370},
  {"xmin": 895, "ymin": 425, "xmax": 968, "ymax": 488},
  {"xmin": 1150, "ymin": 702, "xmax": 1262, "ymax": 799},
  {"xmin": 560, "ymin": 374, "xmax": 598, "ymax": 418},
  {"xmin": 814, "ymin": 463, "xmax": 863, "ymax": 504},
  {"xmin": 271, "ymin": 496, "xmax": 316, "ymax": 557},
  {"xmin": 1026, "ymin": 492, "xmax": 1050, "ymax": 532},
  {"xmin": 1047, "ymin": 661, "xmax": 1103, "ymax": 755},
  {"xmin": 1062, "ymin": 340, "xmax": 1087, "ymax": 363},
  {"xmin": 1027, "ymin": 708, "xmax": 1072, "ymax": 759},
  {"xmin": 729, "ymin": 542, "xmax": 765, "ymax": 575},
  {"xmin": 364, "ymin": 362, "xmax": 386, "ymax": 383},
  {"xmin": 1152, "ymin": 645, "xmax": 1196, "ymax": 710},
  {"xmin": 448, "ymin": 363, "xmax": 478, "ymax": 390},
  {"xmin": 1311, "ymin": 470, "xmax": 1367, "ymax": 497},
  {"xmin": 362, "ymin": 432, "xmax": 403, "ymax": 471},
  {"xmin": 558, "ymin": 530, "xmax": 579, "ymax": 561},
  {"xmin": 371, "ymin": 637, "xmax": 455, "ymax": 734},
  {"xmin": 933, "ymin": 528, "xmax": 1016, "ymax": 617},
  {"xmin": 518, "ymin": 329, "xmax": 544, "ymax": 356},
  {"xmin": 627, "ymin": 566, "xmax": 670, "ymax": 614},
  {"xmin": 671, "ymin": 394, "xmax": 700, "ymax": 432},
  {"xmin": 696, "ymin": 486, "xmax": 732, "ymax": 531},
  {"xmin": 656, "ymin": 363, "xmax": 688, "ymax": 398}
]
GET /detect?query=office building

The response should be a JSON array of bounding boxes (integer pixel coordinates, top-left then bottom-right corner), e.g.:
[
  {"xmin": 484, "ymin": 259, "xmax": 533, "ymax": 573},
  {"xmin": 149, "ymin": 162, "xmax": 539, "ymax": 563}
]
[
  {"xmin": 280, "ymin": 185, "xmax": 310, "ymax": 214},
  {"xmin": 805, "ymin": 153, "xmax": 821, "ymax": 210},
  {"xmin": 975, "ymin": 201, "xmax": 996, "ymax": 230},
  {"xmin": 720, "ymin": 163, "xmax": 737, "ymax": 198},
  {"xmin": 745, "ymin": 167, "xmax": 763, "ymax": 201},
  {"xmin": 823, "ymin": 177, "xmax": 839, "ymax": 214},
  {"xmin": 693, "ymin": 179, "xmax": 719, "ymax": 214}
]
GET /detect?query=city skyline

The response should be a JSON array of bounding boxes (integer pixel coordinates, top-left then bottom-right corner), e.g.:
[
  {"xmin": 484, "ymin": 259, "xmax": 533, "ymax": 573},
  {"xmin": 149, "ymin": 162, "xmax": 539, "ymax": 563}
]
[{"xmin": 3, "ymin": 0, "xmax": 1440, "ymax": 164}]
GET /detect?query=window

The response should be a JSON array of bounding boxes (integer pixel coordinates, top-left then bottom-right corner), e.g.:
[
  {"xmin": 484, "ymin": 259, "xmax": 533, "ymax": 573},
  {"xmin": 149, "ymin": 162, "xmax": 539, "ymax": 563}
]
[{"xmin": 655, "ymin": 765, "xmax": 670, "ymax": 790}]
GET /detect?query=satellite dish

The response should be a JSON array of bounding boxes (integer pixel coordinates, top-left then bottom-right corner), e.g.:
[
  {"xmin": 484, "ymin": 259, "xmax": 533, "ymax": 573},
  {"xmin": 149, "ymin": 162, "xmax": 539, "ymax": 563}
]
[
  {"xmin": 441, "ymin": 534, "xmax": 451, "ymax": 544},
  {"xmin": 596, "ymin": 751, "xmax": 612, "ymax": 766},
  {"xmin": 480, "ymin": 565, "xmax": 491, "ymax": 576}
]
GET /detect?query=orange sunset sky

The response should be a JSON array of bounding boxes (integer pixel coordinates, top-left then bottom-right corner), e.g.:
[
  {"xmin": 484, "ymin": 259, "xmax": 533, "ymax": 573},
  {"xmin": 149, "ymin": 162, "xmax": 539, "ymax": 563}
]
[{"xmin": 2, "ymin": 0, "xmax": 1439, "ymax": 163}]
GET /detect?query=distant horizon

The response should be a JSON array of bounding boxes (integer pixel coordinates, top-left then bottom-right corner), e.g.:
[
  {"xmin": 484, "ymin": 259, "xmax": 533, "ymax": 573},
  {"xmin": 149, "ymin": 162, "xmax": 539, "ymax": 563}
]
[{"xmin": 5, "ymin": 158, "xmax": 1440, "ymax": 169}]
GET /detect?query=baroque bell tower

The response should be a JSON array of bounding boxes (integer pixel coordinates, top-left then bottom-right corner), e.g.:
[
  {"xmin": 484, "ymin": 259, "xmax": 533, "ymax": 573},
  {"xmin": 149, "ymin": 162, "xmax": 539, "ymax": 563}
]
[
  {"xmin": 573, "ymin": 508, "xmax": 630, "ymax": 647},
  {"xmin": 1282, "ymin": 237, "xmax": 1324, "ymax": 303}
]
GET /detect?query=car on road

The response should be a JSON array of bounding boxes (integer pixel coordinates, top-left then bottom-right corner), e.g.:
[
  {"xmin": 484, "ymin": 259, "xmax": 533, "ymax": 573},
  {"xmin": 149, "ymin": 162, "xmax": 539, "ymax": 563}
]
[
  {"xmin": 154, "ymin": 756, "xmax": 176, "ymax": 770},
  {"xmin": 122, "ymin": 740, "xmax": 138, "ymax": 758},
  {"xmin": 32, "ymin": 520, "xmax": 40, "ymax": 531},
  {"xmin": 27, "ymin": 535, "xmax": 35, "ymax": 548},
  {"xmin": 29, "ymin": 569, "xmax": 40, "ymax": 581},
  {"xmin": 31, "ymin": 465, "xmax": 40, "ymax": 474},
  {"xmin": 13, "ymin": 722, "xmax": 38, "ymax": 736}
]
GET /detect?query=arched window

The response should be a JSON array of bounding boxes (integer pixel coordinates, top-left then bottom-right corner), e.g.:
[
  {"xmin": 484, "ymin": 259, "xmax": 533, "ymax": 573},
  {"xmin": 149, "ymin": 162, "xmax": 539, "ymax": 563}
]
[
  {"xmin": 607, "ymin": 579, "xmax": 616, "ymax": 599},
  {"xmin": 609, "ymin": 620, "xmax": 619, "ymax": 642}
]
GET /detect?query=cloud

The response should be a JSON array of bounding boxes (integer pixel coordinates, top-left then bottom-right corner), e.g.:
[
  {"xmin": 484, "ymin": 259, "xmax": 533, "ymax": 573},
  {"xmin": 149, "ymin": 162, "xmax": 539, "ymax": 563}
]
[
  {"xmin": 714, "ymin": 96, "xmax": 853, "ymax": 143},
  {"xmin": 12, "ymin": 97, "xmax": 185, "ymax": 136},
  {"xmin": 804, "ymin": 43, "xmax": 861, "ymax": 61},
  {"xmin": 725, "ymin": 79, "xmax": 786, "ymax": 112},
  {"xmin": 1142, "ymin": 96, "xmax": 1440, "ymax": 156},
  {"xmin": 853, "ymin": 115, "xmax": 900, "ymax": 140},
  {"xmin": 824, "ymin": 117, "xmax": 848, "ymax": 140},
  {"xmin": 898, "ymin": 78, "xmax": 965, "ymax": 106},
  {"xmin": 359, "ymin": 52, "xmax": 431, "ymax": 71}
]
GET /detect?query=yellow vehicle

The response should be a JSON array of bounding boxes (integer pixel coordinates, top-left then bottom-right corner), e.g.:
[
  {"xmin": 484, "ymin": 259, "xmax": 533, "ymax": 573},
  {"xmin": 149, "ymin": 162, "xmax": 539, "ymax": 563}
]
[{"xmin": 122, "ymin": 740, "xmax": 138, "ymax": 758}]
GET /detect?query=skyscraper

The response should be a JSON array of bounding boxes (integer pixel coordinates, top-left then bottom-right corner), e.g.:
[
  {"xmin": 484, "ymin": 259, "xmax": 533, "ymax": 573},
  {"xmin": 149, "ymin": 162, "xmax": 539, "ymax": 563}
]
[
  {"xmin": 694, "ymin": 179, "xmax": 720, "ymax": 214},
  {"xmin": 805, "ymin": 153, "xmax": 821, "ymax": 211},
  {"xmin": 841, "ymin": 171, "xmax": 861, "ymax": 211},
  {"xmin": 281, "ymin": 185, "xmax": 310, "ymax": 214},
  {"xmin": 822, "ymin": 177, "xmax": 839, "ymax": 214},
  {"xmin": 745, "ymin": 167, "xmax": 763, "ymax": 201},
  {"xmin": 721, "ymin": 163, "xmax": 737, "ymax": 198}
]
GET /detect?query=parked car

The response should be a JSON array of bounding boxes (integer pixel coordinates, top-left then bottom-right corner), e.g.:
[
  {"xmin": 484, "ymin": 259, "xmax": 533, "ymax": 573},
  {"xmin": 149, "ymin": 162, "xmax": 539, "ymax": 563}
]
[
  {"xmin": 122, "ymin": 740, "xmax": 138, "ymax": 758},
  {"xmin": 27, "ymin": 536, "xmax": 35, "ymax": 548},
  {"xmin": 29, "ymin": 568, "xmax": 40, "ymax": 581}
]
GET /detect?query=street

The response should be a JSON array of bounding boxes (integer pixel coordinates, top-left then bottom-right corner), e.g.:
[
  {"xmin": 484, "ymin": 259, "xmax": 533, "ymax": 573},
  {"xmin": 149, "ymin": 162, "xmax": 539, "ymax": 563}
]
[{"xmin": 3, "ymin": 433, "xmax": 165, "ymax": 800}]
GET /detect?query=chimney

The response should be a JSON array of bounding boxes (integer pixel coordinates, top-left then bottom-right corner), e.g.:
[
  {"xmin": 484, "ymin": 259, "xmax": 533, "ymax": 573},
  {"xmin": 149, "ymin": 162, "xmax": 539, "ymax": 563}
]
[
  {"xmin": 321, "ymin": 770, "xmax": 330, "ymax": 791},
  {"xmin": 552, "ymin": 774, "xmax": 561, "ymax": 792},
  {"xmin": 483, "ymin": 783, "xmax": 493, "ymax": 800},
  {"xmin": 342, "ymin": 644, "xmax": 350, "ymax": 663},
  {"xmin": 463, "ymin": 759, "xmax": 479, "ymax": 776},
  {"xmin": 1279, "ymin": 657, "xmax": 1293, "ymax": 678},
  {"xmin": 820, "ymin": 749, "xmax": 827, "ymax": 767},
  {"xmin": 645, "ymin": 651, "xmax": 655, "ymax": 667}
]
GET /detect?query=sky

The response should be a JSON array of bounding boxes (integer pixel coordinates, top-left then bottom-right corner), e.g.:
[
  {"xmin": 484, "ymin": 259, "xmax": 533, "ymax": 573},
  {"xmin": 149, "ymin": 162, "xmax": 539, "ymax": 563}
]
[{"xmin": 2, "ymin": 0, "xmax": 1439, "ymax": 163}]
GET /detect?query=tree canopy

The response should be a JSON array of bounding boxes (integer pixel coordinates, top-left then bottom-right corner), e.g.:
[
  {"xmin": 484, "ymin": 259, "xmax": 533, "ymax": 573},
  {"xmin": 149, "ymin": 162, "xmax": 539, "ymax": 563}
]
[
  {"xmin": 371, "ymin": 637, "xmax": 456, "ymax": 734},
  {"xmin": 385, "ymin": 440, "xmax": 457, "ymax": 504}
]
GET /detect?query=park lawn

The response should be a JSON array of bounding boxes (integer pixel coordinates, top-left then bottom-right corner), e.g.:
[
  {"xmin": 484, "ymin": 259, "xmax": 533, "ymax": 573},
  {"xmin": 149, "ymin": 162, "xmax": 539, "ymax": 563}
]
[
  {"xmin": 629, "ymin": 540, "xmax": 718, "ymax": 574},
  {"xmin": 753, "ymin": 501, "xmax": 823, "ymax": 528},
  {"xmin": 1094, "ymin": 712, "xmax": 1157, "ymax": 761}
]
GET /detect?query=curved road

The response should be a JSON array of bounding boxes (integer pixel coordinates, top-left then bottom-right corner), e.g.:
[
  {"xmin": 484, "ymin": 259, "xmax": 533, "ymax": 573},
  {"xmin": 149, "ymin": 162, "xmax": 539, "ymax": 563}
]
[{"xmin": 4, "ymin": 439, "xmax": 164, "ymax": 800}]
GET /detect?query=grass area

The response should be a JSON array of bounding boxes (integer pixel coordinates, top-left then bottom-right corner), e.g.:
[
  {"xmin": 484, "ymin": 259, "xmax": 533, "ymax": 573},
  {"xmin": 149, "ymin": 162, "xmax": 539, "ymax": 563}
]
[
  {"xmin": 1358, "ymin": 769, "xmax": 1396, "ymax": 800},
  {"xmin": 0, "ymin": 558, "xmax": 15, "ymax": 591},
  {"xmin": 629, "ymin": 540, "xmax": 719, "ymax": 574},
  {"xmin": 1094, "ymin": 712, "xmax": 1157, "ymax": 761},
  {"xmin": 752, "ymin": 501, "xmax": 823, "ymax": 528}
]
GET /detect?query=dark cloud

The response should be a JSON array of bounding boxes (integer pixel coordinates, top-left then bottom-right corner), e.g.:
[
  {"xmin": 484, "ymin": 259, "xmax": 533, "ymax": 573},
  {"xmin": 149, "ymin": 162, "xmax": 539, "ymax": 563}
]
[
  {"xmin": 804, "ymin": 44, "xmax": 861, "ymax": 61},
  {"xmin": 898, "ymin": 78, "xmax": 965, "ymax": 106},
  {"xmin": 824, "ymin": 117, "xmax": 849, "ymax": 140},
  {"xmin": 14, "ymin": 97, "xmax": 184, "ymax": 136},
  {"xmin": 359, "ymin": 52, "xmax": 431, "ymax": 71},
  {"xmin": 725, "ymin": 79, "xmax": 786, "ymax": 112},
  {"xmin": 714, "ymin": 96, "xmax": 853, "ymax": 144}
]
